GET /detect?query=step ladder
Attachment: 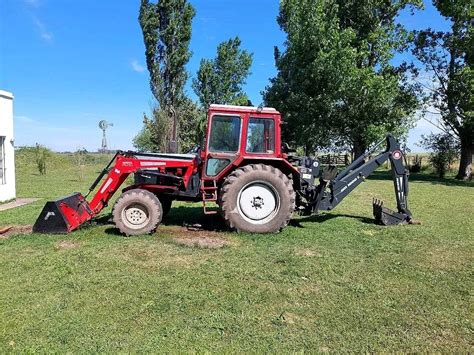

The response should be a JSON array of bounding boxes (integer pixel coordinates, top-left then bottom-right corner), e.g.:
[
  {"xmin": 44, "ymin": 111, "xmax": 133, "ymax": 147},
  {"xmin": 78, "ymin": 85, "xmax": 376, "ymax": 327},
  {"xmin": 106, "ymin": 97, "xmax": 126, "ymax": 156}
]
[{"xmin": 201, "ymin": 180, "xmax": 218, "ymax": 215}]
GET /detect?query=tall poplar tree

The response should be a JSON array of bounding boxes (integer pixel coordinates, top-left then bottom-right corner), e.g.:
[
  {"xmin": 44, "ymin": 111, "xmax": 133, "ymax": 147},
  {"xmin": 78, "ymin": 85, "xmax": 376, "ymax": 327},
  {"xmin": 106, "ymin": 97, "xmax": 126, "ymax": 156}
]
[
  {"xmin": 193, "ymin": 37, "xmax": 253, "ymax": 110},
  {"xmin": 138, "ymin": 0, "xmax": 195, "ymax": 153}
]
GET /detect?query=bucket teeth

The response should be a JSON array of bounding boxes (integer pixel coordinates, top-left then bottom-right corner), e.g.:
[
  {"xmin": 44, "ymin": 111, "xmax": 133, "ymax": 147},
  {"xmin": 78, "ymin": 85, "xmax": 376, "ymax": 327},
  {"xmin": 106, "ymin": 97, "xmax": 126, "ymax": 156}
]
[{"xmin": 372, "ymin": 198, "xmax": 384, "ymax": 207}]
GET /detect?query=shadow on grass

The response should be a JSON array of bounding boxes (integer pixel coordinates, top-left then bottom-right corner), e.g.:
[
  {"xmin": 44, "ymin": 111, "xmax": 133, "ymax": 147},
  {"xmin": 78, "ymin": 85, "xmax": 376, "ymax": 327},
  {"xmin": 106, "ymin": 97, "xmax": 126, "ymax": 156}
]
[
  {"xmin": 97, "ymin": 206, "xmax": 228, "ymax": 235},
  {"xmin": 95, "ymin": 205, "xmax": 377, "ymax": 235},
  {"xmin": 290, "ymin": 213, "xmax": 374, "ymax": 227},
  {"xmin": 368, "ymin": 170, "xmax": 473, "ymax": 187}
]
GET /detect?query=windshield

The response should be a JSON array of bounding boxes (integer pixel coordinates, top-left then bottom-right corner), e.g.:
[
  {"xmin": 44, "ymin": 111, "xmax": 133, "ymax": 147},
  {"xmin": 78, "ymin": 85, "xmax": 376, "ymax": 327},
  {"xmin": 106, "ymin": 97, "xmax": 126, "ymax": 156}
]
[{"xmin": 208, "ymin": 115, "xmax": 241, "ymax": 153}]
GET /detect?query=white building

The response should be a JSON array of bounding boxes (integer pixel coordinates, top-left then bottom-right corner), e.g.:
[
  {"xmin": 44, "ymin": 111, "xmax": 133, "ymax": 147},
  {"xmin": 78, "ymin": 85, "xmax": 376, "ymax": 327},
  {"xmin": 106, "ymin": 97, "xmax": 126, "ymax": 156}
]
[{"xmin": 0, "ymin": 90, "xmax": 16, "ymax": 203}]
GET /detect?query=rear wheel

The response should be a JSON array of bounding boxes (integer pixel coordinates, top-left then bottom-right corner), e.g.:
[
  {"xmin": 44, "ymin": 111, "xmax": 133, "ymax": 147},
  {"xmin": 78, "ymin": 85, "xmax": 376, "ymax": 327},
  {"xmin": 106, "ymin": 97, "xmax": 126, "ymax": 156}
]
[
  {"xmin": 219, "ymin": 164, "xmax": 295, "ymax": 233},
  {"xmin": 112, "ymin": 189, "xmax": 162, "ymax": 236}
]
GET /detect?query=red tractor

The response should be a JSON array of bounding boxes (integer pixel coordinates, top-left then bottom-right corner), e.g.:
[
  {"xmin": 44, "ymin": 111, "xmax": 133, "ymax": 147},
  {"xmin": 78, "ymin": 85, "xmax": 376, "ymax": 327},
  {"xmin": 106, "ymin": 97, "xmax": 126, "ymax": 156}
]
[{"xmin": 34, "ymin": 104, "xmax": 413, "ymax": 235}]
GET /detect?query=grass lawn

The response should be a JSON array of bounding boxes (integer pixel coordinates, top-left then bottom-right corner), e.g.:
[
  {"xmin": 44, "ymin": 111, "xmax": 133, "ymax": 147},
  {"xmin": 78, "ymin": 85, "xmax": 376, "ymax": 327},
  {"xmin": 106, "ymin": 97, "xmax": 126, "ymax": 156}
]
[{"xmin": 0, "ymin": 150, "xmax": 473, "ymax": 352}]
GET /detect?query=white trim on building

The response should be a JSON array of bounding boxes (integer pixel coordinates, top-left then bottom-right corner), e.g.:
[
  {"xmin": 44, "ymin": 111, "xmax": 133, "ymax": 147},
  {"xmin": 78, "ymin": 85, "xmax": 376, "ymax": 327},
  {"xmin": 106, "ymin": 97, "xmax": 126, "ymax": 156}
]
[{"xmin": 0, "ymin": 90, "xmax": 16, "ymax": 203}]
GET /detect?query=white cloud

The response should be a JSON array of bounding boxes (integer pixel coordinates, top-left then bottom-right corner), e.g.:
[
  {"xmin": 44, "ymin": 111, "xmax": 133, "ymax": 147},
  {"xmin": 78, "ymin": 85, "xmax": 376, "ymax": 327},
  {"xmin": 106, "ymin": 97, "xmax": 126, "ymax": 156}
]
[
  {"xmin": 131, "ymin": 60, "xmax": 145, "ymax": 73},
  {"xmin": 32, "ymin": 16, "xmax": 53, "ymax": 42},
  {"xmin": 14, "ymin": 115, "xmax": 37, "ymax": 124}
]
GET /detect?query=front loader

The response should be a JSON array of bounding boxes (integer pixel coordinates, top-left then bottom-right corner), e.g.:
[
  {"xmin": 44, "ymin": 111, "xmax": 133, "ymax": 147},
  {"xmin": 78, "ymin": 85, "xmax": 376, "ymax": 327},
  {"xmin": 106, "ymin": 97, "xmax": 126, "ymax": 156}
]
[{"xmin": 34, "ymin": 104, "xmax": 414, "ymax": 235}]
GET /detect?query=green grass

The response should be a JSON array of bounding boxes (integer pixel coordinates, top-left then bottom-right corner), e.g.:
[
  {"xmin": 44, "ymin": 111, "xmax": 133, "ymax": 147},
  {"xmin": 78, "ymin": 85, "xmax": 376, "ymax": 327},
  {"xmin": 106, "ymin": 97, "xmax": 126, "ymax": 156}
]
[{"xmin": 0, "ymin": 149, "xmax": 473, "ymax": 352}]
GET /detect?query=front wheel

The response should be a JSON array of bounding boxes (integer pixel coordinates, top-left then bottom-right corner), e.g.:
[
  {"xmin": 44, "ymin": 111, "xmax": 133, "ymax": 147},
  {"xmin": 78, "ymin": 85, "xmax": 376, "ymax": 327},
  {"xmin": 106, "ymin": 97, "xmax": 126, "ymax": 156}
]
[
  {"xmin": 112, "ymin": 189, "xmax": 162, "ymax": 236},
  {"xmin": 219, "ymin": 164, "xmax": 295, "ymax": 233}
]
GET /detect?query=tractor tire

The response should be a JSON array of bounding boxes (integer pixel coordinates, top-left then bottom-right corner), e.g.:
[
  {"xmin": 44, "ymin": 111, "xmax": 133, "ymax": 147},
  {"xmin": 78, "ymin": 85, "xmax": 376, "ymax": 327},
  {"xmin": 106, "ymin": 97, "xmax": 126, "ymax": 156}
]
[
  {"xmin": 112, "ymin": 189, "xmax": 162, "ymax": 236},
  {"xmin": 157, "ymin": 195, "xmax": 172, "ymax": 217},
  {"xmin": 219, "ymin": 164, "xmax": 295, "ymax": 233}
]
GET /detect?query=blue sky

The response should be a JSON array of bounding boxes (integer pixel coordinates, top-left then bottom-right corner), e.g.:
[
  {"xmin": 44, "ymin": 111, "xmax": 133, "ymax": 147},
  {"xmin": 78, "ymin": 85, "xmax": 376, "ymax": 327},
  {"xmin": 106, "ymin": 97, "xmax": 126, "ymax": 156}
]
[{"xmin": 0, "ymin": 0, "xmax": 448, "ymax": 152}]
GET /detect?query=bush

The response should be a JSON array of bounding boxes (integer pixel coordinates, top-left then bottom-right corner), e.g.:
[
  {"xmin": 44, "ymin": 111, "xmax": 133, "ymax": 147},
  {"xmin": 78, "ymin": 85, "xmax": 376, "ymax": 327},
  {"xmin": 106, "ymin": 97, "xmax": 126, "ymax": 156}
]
[
  {"xmin": 408, "ymin": 155, "xmax": 423, "ymax": 173},
  {"xmin": 419, "ymin": 133, "xmax": 459, "ymax": 178},
  {"xmin": 75, "ymin": 148, "xmax": 87, "ymax": 182},
  {"xmin": 34, "ymin": 144, "xmax": 51, "ymax": 175}
]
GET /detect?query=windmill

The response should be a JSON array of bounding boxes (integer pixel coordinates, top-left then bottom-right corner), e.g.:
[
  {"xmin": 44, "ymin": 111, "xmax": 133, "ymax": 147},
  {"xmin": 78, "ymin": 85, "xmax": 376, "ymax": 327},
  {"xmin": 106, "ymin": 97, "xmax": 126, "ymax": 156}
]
[{"xmin": 98, "ymin": 120, "xmax": 113, "ymax": 152}]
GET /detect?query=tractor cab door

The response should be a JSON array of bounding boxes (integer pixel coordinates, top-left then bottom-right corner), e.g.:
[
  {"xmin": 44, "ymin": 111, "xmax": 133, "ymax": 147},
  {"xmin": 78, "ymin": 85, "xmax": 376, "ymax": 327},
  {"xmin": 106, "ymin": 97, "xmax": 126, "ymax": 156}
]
[
  {"xmin": 204, "ymin": 114, "xmax": 242, "ymax": 178},
  {"xmin": 245, "ymin": 117, "xmax": 276, "ymax": 154}
]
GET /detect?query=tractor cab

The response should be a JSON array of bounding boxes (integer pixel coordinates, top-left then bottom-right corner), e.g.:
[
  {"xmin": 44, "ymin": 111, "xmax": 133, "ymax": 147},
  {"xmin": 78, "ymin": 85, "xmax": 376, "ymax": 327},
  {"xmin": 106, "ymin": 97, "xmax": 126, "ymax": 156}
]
[{"xmin": 202, "ymin": 104, "xmax": 283, "ymax": 180}]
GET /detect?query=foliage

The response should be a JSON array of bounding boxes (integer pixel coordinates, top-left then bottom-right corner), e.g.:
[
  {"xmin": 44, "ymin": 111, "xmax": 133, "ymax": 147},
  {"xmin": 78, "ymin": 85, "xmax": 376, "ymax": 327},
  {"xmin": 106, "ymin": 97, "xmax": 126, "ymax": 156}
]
[
  {"xmin": 192, "ymin": 37, "xmax": 253, "ymax": 110},
  {"xmin": 134, "ymin": 99, "xmax": 204, "ymax": 153},
  {"xmin": 74, "ymin": 148, "xmax": 88, "ymax": 182},
  {"xmin": 175, "ymin": 98, "xmax": 206, "ymax": 152},
  {"xmin": 0, "ymin": 149, "xmax": 473, "ymax": 352},
  {"xmin": 264, "ymin": 0, "xmax": 421, "ymax": 156},
  {"xmin": 139, "ymin": 0, "xmax": 195, "ymax": 152},
  {"xmin": 413, "ymin": 0, "xmax": 473, "ymax": 180},
  {"xmin": 133, "ymin": 124, "xmax": 158, "ymax": 153},
  {"xmin": 408, "ymin": 154, "xmax": 423, "ymax": 173},
  {"xmin": 420, "ymin": 133, "xmax": 459, "ymax": 177},
  {"xmin": 135, "ymin": 109, "xmax": 170, "ymax": 153},
  {"xmin": 34, "ymin": 143, "xmax": 50, "ymax": 175}
]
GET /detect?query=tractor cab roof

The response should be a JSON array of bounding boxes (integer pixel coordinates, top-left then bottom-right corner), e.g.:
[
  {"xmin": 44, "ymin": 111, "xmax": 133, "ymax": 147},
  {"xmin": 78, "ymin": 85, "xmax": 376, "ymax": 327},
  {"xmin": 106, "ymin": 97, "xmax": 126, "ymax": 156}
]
[{"xmin": 209, "ymin": 104, "xmax": 280, "ymax": 115}]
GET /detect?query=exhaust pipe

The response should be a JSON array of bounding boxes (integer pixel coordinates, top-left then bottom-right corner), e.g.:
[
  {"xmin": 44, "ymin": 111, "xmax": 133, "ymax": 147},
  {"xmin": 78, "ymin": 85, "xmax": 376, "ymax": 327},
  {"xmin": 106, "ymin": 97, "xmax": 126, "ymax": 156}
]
[{"xmin": 33, "ymin": 193, "xmax": 94, "ymax": 234}]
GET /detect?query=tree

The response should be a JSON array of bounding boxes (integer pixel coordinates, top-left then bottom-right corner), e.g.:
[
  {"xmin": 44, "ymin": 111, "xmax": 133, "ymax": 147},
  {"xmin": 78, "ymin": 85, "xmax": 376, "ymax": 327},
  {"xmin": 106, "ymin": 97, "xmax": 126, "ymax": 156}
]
[
  {"xmin": 192, "ymin": 37, "xmax": 253, "ymax": 110},
  {"xmin": 413, "ymin": 0, "xmax": 473, "ymax": 180},
  {"xmin": 420, "ymin": 133, "xmax": 459, "ymax": 178},
  {"xmin": 133, "ymin": 114, "xmax": 170, "ymax": 152},
  {"xmin": 264, "ymin": 0, "xmax": 421, "ymax": 157},
  {"xmin": 34, "ymin": 143, "xmax": 50, "ymax": 175},
  {"xmin": 133, "ymin": 98, "xmax": 203, "ymax": 153},
  {"xmin": 139, "ymin": 0, "xmax": 195, "ymax": 153}
]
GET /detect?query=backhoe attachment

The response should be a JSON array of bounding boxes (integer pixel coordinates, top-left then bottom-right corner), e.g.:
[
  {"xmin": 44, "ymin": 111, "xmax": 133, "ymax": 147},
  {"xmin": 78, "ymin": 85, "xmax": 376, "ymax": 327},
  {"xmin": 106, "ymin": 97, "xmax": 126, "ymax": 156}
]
[{"xmin": 302, "ymin": 134, "xmax": 414, "ymax": 225}]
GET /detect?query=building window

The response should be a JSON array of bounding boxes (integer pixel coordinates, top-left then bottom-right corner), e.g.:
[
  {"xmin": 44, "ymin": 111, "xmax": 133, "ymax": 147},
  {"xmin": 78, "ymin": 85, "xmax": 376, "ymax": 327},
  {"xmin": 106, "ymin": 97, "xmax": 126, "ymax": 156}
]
[{"xmin": 0, "ymin": 136, "xmax": 5, "ymax": 185}]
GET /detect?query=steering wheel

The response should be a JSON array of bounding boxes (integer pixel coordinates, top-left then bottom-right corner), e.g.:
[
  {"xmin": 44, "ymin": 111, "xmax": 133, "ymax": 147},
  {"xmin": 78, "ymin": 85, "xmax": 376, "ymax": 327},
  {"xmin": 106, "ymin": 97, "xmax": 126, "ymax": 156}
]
[{"xmin": 186, "ymin": 145, "xmax": 201, "ymax": 154}]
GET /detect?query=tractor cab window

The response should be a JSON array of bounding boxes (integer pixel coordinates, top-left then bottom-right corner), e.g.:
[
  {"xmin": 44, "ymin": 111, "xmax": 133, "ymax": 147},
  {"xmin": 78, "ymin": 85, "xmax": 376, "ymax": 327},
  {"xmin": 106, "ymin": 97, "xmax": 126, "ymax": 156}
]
[
  {"xmin": 208, "ymin": 115, "xmax": 241, "ymax": 153},
  {"xmin": 246, "ymin": 118, "xmax": 275, "ymax": 153}
]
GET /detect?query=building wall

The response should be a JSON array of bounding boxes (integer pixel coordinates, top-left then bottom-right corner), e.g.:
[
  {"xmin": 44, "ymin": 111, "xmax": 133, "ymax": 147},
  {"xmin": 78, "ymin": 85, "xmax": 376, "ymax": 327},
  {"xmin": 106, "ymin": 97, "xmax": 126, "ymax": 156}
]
[{"xmin": 0, "ymin": 90, "xmax": 16, "ymax": 203}]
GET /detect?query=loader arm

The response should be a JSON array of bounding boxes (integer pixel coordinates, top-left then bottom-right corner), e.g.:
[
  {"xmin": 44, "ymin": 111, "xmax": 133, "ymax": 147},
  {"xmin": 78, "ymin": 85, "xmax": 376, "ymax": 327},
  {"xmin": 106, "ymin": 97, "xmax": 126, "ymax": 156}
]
[
  {"xmin": 313, "ymin": 135, "xmax": 412, "ymax": 225},
  {"xmin": 33, "ymin": 152, "xmax": 196, "ymax": 233}
]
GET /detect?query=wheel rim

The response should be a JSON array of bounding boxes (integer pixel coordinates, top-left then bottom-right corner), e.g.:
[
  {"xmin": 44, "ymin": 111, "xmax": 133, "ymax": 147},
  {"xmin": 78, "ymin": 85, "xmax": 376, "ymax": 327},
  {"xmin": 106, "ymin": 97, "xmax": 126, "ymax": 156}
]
[
  {"xmin": 122, "ymin": 203, "xmax": 150, "ymax": 230},
  {"xmin": 237, "ymin": 181, "xmax": 280, "ymax": 225}
]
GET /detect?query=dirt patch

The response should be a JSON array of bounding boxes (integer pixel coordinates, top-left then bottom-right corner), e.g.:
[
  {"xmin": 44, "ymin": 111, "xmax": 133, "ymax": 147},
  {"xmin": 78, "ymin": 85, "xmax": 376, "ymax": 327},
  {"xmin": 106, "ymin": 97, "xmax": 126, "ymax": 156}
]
[
  {"xmin": 295, "ymin": 248, "xmax": 322, "ymax": 257},
  {"xmin": 0, "ymin": 225, "xmax": 33, "ymax": 239},
  {"xmin": 56, "ymin": 240, "xmax": 81, "ymax": 250},
  {"xmin": 164, "ymin": 225, "xmax": 232, "ymax": 249},
  {"xmin": 173, "ymin": 236, "xmax": 228, "ymax": 249}
]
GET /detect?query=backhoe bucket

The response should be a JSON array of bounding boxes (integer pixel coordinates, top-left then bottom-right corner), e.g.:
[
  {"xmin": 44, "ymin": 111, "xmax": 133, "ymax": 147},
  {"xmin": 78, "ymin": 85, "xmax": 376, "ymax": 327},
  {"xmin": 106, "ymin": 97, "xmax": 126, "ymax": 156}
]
[
  {"xmin": 33, "ymin": 193, "xmax": 94, "ymax": 234},
  {"xmin": 372, "ymin": 199, "xmax": 409, "ymax": 226}
]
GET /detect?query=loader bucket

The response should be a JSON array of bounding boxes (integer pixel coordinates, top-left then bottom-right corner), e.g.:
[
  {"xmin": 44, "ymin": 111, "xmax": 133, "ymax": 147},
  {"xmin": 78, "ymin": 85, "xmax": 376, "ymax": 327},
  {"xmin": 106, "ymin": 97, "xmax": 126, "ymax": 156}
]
[
  {"xmin": 33, "ymin": 193, "xmax": 93, "ymax": 234},
  {"xmin": 372, "ymin": 199, "xmax": 409, "ymax": 226}
]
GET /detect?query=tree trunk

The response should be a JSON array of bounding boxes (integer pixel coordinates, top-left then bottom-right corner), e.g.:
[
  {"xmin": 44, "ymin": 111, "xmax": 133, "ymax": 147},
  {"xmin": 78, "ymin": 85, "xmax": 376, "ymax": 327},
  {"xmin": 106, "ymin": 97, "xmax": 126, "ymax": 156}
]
[
  {"xmin": 456, "ymin": 137, "xmax": 473, "ymax": 180},
  {"xmin": 352, "ymin": 139, "xmax": 367, "ymax": 161}
]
